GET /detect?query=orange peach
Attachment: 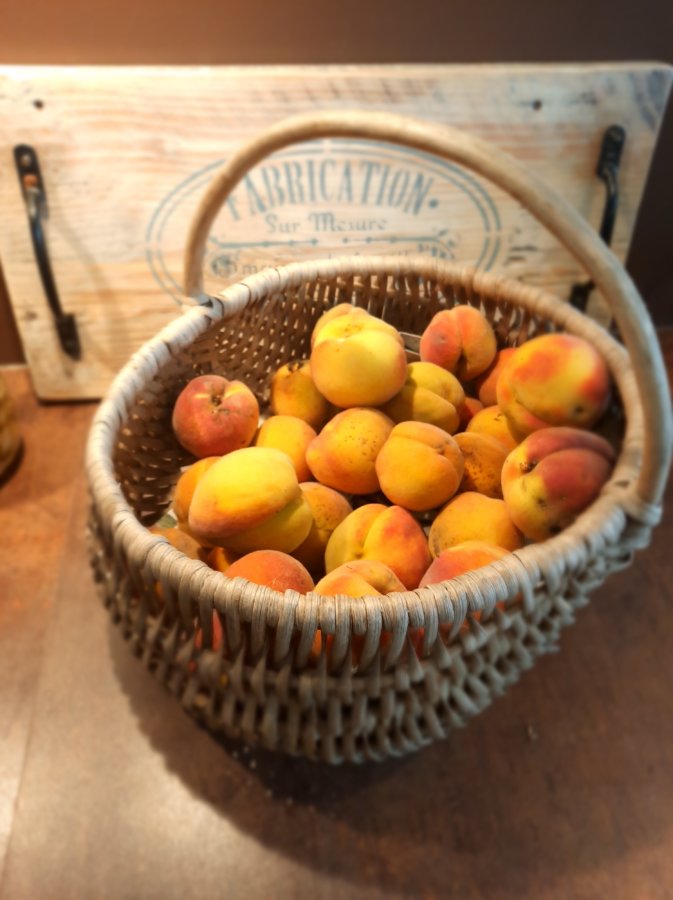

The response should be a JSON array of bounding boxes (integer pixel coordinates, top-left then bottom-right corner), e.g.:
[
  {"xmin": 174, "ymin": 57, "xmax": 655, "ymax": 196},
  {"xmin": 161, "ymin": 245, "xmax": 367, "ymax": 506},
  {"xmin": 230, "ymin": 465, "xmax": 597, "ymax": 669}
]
[
  {"xmin": 419, "ymin": 540, "xmax": 509, "ymax": 587},
  {"xmin": 429, "ymin": 491, "xmax": 523, "ymax": 557},
  {"xmin": 454, "ymin": 432, "xmax": 509, "ymax": 498},
  {"xmin": 173, "ymin": 457, "xmax": 220, "ymax": 526},
  {"xmin": 474, "ymin": 348, "xmax": 517, "ymax": 407},
  {"xmin": 172, "ymin": 374, "xmax": 259, "ymax": 458},
  {"xmin": 292, "ymin": 483, "xmax": 353, "ymax": 575},
  {"xmin": 466, "ymin": 405, "xmax": 519, "ymax": 451},
  {"xmin": 496, "ymin": 333, "xmax": 612, "ymax": 440},
  {"xmin": 223, "ymin": 550, "xmax": 314, "ymax": 593},
  {"xmin": 188, "ymin": 446, "xmax": 313, "ymax": 553},
  {"xmin": 269, "ymin": 360, "xmax": 331, "ymax": 430},
  {"xmin": 375, "ymin": 421, "xmax": 464, "ymax": 511},
  {"xmin": 501, "ymin": 426, "xmax": 615, "ymax": 541},
  {"xmin": 457, "ymin": 397, "xmax": 484, "ymax": 429},
  {"xmin": 253, "ymin": 415, "xmax": 317, "ymax": 482},
  {"xmin": 419, "ymin": 306, "xmax": 497, "ymax": 380},
  {"xmin": 325, "ymin": 503, "xmax": 431, "ymax": 590},
  {"xmin": 306, "ymin": 407, "xmax": 394, "ymax": 494},
  {"xmin": 381, "ymin": 361, "xmax": 464, "ymax": 433},
  {"xmin": 310, "ymin": 305, "xmax": 407, "ymax": 407}
]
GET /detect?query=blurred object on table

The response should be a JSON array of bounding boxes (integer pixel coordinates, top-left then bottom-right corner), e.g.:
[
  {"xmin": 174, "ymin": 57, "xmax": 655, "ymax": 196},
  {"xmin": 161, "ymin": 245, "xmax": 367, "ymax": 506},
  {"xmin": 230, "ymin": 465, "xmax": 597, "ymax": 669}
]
[{"xmin": 0, "ymin": 371, "xmax": 22, "ymax": 481}]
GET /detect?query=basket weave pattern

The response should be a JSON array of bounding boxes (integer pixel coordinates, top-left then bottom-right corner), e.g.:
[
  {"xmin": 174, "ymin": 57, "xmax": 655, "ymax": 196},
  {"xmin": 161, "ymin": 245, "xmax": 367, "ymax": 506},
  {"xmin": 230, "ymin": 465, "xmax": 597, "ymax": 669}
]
[{"xmin": 87, "ymin": 259, "xmax": 658, "ymax": 763}]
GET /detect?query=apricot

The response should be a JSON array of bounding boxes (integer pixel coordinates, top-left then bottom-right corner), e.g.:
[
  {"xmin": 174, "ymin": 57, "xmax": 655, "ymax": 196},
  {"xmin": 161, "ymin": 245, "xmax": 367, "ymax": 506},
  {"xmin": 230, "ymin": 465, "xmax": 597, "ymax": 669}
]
[
  {"xmin": 253, "ymin": 415, "xmax": 316, "ymax": 482},
  {"xmin": 188, "ymin": 446, "xmax": 313, "ymax": 553},
  {"xmin": 149, "ymin": 524, "xmax": 208, "ymax": 607},
  {"xmin": 466, "ymin": 405, "xmax": 519, "ymax": 451},
  {"xmin": 454, "ymin": 432, "xmax": 509, "ymax": 499},
  {"xmin": 457, "ymin": 397, "xmax": 484, "ymax": 429},
  {"xmin": 501, "ymin": 426, "xmax": 615, "ymax": 541},
  {"xmin": 173, "ymin": 457, "xmax": 220, "ymax": 526},
  {"xmin": 419, "ymin": 540, "xmax": 509, "ymax": 587},
  {"xmin": 419, "ymin": 306, "xmax": 497, "ymax": 381},
  {"xmin": 310, "ymin": 305, "xmax": 407, "ymax": 407},
  {"xmin": 381, "ymin": 361, "xmax": 464, "ymax": 433},
  {"xmin": 292, "ymin": 483, "xmax": 353, "ymax": 575},
  {"xmin": 149, "ymin": 524, "xmax": 206, "ymax": 561},
  {"xmin": 269, "ymin": 360, "xmax": 331, "ymax": 430},
  {"xmin": 206, "ymin": 546, "xmax": 239, "ymax": 573},
  {"xmin": 325, "ymin": 503, "xmax": 431, "ymax": 590},
  {"xmin": 429, "ymin": 492, "xmax": 523, "ymax": 557},
  {"xmin": 474, "ymin": 348, "xmax": 517, "ymax": 407},
  {"xmin": 418, "ymin": 541, "xmax": 512, "ymax": 639},
  {"xmin": 172, "ymin": 374, "xmax": 259, "ymax": 458},
  {"xmin": 306, "ymin": 407, "xmax": 393, "ymax": 495},
  {"xmin": 312, "ymin": 560, "xmax": 406, "ymax": 664},
  {"xmin": 497, "ymin": 333, "xmax": 612, "ymax": 440},
  {"xmin": 314, "ymin": 559, "xmax": 406, "ymax": 597},
  {"xmin": 223, "ymin": 550, "xmax": 314, "ymax": 593},
  {"xmin": 375, "ymin": 421, "xmax": 464, "ymax": 512}
]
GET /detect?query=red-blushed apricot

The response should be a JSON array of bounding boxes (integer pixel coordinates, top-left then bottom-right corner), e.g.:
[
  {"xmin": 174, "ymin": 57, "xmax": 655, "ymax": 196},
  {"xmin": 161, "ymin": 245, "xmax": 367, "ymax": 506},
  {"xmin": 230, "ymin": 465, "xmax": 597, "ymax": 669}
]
[
  {"xmin": 419, "ymin": 540, "xmax": 509, "ymax": 587},
  {"xmin": 417, "ymin": 540, "xmax": 513, "ymax": 641},
  {"xmin": 311, "ymin": 559, "xmax": 405, "ymax": 663},
  {"xmin": 419, "ymin": 306, "xmax": 497, "ymax": 381},
  {"xmin": 172, "ymin": 374, "xmax": 259, "ymax": 458},
  {"xmin": 474, "ymin": 348, "xmax": 517, "ymax": 407},
  {"xmin": 306, "ymin": 407, "xmax": 394, "ymax": 495},
  {"xmin": 223, "ymin": 550, "xmax": 314, "ymax": 593},
  {"xmin": 497, "ymin": 333, "xmax": 612, "ymax": 440},
  {"xmin": 501, "ymin": 426, "xmax": 615, "ymax": 541},
  {"xmin": 457, "ymin": 397, "xmax": 484, "ymax": 429},
  {"xmin": 429, "ymin": 491, "xmax": 523, "ymax": 557},
  {"xmin": 325, "ymin": 503, "xmax": 431, "ymax": 590}
]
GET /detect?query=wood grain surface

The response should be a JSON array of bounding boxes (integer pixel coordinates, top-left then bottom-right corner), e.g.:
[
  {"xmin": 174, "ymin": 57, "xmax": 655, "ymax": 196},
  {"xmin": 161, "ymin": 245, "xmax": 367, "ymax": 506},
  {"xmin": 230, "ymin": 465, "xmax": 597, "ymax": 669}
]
[
  {"xmin": 0, "ymin": 63, "xmax": 670, "ymax": 399},
  {"xmin": 0, "ymin": 348, "xmax": 672, "ymax": 899}
]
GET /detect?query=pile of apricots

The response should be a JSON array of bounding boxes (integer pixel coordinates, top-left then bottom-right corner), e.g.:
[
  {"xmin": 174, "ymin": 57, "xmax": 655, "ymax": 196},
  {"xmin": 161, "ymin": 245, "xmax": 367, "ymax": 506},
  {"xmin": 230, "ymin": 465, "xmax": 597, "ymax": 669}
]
[{"xmin": 152, "ymin": 302, "xmax": 616, "ymax": 614}]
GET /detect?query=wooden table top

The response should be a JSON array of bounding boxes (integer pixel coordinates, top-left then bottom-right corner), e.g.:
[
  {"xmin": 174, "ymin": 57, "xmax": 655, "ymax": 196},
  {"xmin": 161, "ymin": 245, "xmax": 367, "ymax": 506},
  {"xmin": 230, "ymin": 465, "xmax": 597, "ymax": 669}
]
[{"xmin": 1, "ymin": 341, "xmax": 672, "ymax": 900}]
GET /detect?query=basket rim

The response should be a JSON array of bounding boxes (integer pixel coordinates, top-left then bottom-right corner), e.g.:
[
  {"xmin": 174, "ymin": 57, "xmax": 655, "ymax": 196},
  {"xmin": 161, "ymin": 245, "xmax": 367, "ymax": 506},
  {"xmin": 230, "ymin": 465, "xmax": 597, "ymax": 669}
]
[{"xmin": 86, "ymin": 255, "xmax": 658, "ymax": 658}]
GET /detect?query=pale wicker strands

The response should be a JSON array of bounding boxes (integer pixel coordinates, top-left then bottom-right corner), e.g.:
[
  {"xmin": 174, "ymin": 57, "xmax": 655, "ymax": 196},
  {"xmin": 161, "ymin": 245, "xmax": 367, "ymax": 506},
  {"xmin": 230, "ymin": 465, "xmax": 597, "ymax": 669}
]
[{"xmin": 87, "ymin": 257, "xmax": 663, "ymax": 764}]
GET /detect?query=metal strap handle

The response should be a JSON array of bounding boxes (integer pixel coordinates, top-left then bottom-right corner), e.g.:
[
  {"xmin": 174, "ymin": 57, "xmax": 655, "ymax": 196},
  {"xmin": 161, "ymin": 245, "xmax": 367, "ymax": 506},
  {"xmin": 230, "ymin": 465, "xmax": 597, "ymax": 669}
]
[{"xmin": 183, "ymin": 110, "xmax": 672, "ymax": 509}]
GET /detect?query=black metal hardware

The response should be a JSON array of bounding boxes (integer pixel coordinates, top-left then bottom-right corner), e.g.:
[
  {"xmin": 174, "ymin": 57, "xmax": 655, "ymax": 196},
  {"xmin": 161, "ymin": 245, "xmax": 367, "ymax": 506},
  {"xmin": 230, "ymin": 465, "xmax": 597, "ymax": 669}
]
[
  {"xmin": 568, "ymin": 125, "xmax": 626, "ymax": 316},
  {"xmin": 14, "ymin": 144, "xmax": 81, "ymax": 360}
]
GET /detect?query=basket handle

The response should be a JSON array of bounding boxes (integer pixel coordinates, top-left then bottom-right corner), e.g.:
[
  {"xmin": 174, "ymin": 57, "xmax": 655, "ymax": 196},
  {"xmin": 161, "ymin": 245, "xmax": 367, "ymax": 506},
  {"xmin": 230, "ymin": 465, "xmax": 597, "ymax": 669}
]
[{"xmin": 183, "ymin": 110, "xmax": 672, "ymax": 510}]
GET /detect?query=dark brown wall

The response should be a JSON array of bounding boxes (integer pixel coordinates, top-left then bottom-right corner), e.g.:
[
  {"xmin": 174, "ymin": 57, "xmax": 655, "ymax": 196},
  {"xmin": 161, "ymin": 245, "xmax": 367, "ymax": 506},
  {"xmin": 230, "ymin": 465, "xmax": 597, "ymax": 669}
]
[{"xmin": 2, "ymin": 0, "xmax": 672, "ymax": 363}]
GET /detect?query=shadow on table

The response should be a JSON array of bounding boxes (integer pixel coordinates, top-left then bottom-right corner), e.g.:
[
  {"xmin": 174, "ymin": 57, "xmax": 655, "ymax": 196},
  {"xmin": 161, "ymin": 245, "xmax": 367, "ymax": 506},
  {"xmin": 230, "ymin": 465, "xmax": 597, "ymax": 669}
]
[{"xmin": 107, "ymin": 604, "xmax": 663, "ymax": 899}]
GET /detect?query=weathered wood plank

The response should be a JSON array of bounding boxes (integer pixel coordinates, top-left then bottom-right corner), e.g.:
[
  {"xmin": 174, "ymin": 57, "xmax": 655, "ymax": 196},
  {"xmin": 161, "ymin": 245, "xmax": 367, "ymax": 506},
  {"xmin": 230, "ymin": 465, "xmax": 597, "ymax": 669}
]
[{"xmin": 0, "ymin": 63, "xmax": 670, "ymax": 399}]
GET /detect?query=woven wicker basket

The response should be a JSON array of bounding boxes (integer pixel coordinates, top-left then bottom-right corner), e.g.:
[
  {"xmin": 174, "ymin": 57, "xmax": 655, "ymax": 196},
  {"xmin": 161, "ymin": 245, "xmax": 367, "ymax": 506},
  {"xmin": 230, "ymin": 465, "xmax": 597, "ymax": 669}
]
[{"xmin": 85, "ymin": 112, "xmax": 672, "ymax": 764}]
